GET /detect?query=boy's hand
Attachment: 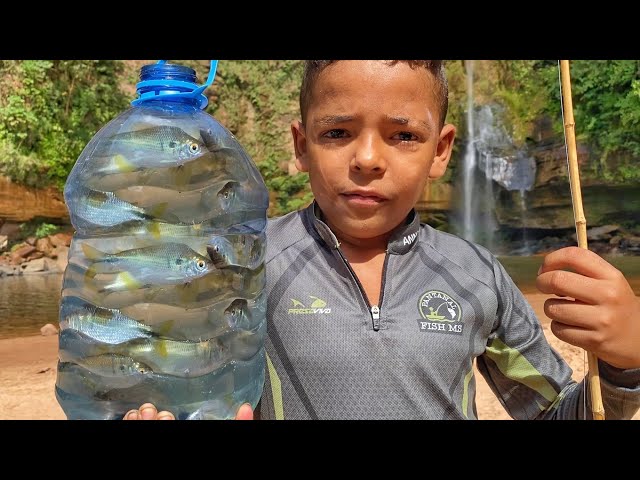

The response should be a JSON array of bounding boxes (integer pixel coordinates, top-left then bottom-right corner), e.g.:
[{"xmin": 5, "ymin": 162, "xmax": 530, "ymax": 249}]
[
  {"xmin": 536, "ymin": 246, "xmax": 640, "ymax": 369},
  {"xmin": 123, "ymin": 402, "xmax": 254, "ymax": 420}
]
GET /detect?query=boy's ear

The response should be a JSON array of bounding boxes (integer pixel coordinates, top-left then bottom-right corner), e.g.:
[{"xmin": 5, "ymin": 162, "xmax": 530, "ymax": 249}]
[
  {"xmin": 291, "ymin": 120, "xmax": 309, "ymax": 173},
  {"xmin": 428, "ymin": 123, "xmax": 456, "ymax": 180}
]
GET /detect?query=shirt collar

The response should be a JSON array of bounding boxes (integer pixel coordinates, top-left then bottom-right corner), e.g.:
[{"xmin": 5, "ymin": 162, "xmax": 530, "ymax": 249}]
[{"xmin": 304, "ymin": 201, "xmax": 421, "ymax": 254}]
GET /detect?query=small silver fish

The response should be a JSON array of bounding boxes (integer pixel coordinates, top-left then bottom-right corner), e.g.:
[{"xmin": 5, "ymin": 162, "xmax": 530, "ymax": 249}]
[
  {"xmin": 61, "ymin": 300, "xmax": 153, "ymax": 345},
  {"xmin": 81, "ymin": 354, "xmax": 152, "ymax": 377},
  {"xmin": 82, "ymin": 242, "xmax": 214, "ymax": 285},
  {"xmin": 70, "ymin": 186, "xmax": 175, "ymax": 230},
  {"xmin": 88, "ymin": 148, "xmax": 248, "ymax": 193},
  {"xmin": 206, "ymin": 233, "xmax": 265, "ymax": 270},
  {"xmin": 95, "ymin": 126, "xmax": 207, "ymax": 165},
  {"xmin": 122, "ymin": 337, "xmax": 231, "ymax": 378}
]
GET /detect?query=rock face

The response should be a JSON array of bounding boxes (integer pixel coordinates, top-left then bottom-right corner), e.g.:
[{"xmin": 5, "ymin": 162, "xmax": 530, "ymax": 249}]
[{"xmin": 0, "ymin": 175, "xmax": 69, "ymax": 222}]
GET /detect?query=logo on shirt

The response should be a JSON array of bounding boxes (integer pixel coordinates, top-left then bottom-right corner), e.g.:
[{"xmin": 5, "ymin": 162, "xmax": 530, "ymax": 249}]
[
  {"xmin": 288, "ymin": 296, "xmax": 331, "ymax": 315},
  {"xmin": 417, "ymin": 290, "xmax": 463, "ymax": 335},
  {"xmin": 403, "ymin": 231, "xmax": 418, "ymax": 246}
]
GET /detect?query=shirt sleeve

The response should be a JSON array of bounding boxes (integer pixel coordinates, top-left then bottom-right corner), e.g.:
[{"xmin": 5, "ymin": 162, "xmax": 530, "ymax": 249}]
[{"xmin": 475, "ymin": 257, "xmax": 640, "ymax": 420}]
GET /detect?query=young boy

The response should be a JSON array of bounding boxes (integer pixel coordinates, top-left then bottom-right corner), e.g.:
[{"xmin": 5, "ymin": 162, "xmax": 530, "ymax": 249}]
[{"xmin": 125, "ymin": 60, "xmax": 640, "ymax": 420}]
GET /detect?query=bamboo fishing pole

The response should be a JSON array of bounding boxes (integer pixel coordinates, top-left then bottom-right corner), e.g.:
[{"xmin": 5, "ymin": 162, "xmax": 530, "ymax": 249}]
[{"xmin": 559, "ymin": 60, "xmax": 605, "ymax": 420}]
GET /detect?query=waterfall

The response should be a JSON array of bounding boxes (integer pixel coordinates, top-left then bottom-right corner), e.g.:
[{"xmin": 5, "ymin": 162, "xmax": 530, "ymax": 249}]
[
  {"xmin": 518, "ymin": 189, "xmax": 533, "ymax": 255},
  {"xmin": 462, "ymin": 60, "xmax": 476, "ymax": 242},
  {"xmin": 457, "ymin": 61, "xmax": 537, "ymax": 253}
]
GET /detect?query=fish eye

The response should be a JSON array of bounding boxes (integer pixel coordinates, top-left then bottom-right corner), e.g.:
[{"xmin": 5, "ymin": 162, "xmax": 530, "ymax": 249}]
[
  {"xmin": 197, "ymin": 260, "xmax": 206, "ymax": 269},
  {"xmin": 189, "ymin": 143, "xmax": 200, "ymax": 154}
]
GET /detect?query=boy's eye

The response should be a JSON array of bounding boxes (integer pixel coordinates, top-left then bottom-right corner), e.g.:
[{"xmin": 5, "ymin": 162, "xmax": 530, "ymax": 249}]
[
  {"xmin": 323, "ymin": 129, "xmax": 348, "ymax": 139},
  {"xmin": 394, "ymin": 131, "xmax": 418, "ymax": 142}
]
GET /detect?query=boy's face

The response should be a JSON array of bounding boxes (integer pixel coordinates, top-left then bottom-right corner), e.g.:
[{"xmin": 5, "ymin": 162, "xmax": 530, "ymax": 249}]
[{"xmin": 292, "ymin": 60, "xmax": 456, "ymax": 242}]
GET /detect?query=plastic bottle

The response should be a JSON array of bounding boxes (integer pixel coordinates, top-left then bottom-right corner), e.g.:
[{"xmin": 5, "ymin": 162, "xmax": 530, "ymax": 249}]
[{"xmin": 55, "ymin": 61, "xmax": 269, "ymax": 420}]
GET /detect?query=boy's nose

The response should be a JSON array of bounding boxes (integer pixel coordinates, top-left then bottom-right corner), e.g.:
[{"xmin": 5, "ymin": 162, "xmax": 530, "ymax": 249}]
[{"xmin": 350, "ymin": 135, "xmax": 387, "ymax": 174}]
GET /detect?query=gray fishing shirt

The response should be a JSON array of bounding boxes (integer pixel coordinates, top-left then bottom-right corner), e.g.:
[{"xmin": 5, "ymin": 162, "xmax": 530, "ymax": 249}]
[{"xmin": 257, "ymin": 203, "xmax": 640, "ymax": 420}]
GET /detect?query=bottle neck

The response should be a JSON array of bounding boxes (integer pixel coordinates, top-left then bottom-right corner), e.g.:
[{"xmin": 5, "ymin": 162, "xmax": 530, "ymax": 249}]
[{"xmin": 136, "ymin": 96, "xmax": 202, "ymax": 109}]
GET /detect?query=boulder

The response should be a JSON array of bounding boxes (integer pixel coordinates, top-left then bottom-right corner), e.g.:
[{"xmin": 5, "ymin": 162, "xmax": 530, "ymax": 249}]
[
  {"xmin": 0, "ymin": 222, "xmax": 21, "ymax": 240},
  {"xmin": 55, "ymin": 246, "xmax": 69, "ymax": 272},
  {"xmin": 40, "ymin": 324, "xmax": 59, "ymax": 336},
  {"xmin": 49, "ymin": 232, "xmax": 72, "ymax": 248},
  {"xmin": 587, "ymin": 225, "xmax": 620, "ymax": 241},
  {"xmin": 0, "ymin": 264, "xmax": 20, "ymax": 276},
  {"xmin": 21, "ymin": 257, "xmax": 48, "ymax": 274},
  {"xmin": 10, "ymin": 245, "xmax": 36, "ymax": 264},
  {"xmin": 35, "ymin": 237, "xmax": 54, "ymax": 257}
]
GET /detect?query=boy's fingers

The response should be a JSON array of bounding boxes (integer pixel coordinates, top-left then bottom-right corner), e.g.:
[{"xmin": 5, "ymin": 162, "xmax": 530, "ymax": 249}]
[
  {"xmin": 139, "ymin": 403, "xmax": 158, "ymax": 420},
  {"xmin": 124, "ymin": 409, "xmax": 140, "ymax": 420},
  {"xmin": 543, "ymin": 298, "xmax": 599, "ymax": 329},
  {"xmin": 536, "ymin": 269, "xmax": 600, "ymax": 304},
  {"xmin": 235, "ymin": 403, "xmax": 254, "ymax": 420},
  {"xmin": 538, "ymin": 246, "xmax": 618, "ymax": 280},
  {"xmin": 549, "ymin": 320, "xmax": 596, "ymax": 351},
  {"xmin": 157, "ymin": 411, "xmax": 176, "ymax": 420}
]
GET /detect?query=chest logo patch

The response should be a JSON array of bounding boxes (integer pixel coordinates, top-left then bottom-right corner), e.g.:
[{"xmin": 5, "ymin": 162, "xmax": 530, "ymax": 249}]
[
  {"xmin": 288, "ymin": 296, "xmax": 331, "ymax": 315},
  {"xmin": 417, "ymin": 290, "xmax": 463, "ymax": 335}
]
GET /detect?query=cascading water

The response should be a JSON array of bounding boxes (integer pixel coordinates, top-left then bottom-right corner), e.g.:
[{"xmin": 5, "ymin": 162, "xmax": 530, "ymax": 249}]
[
  {"xmin": 462, "ymin": 60, "xmax": 476, "ymax": 243},
  {"xmin": 457, "ymin": 61, "xmax": 537, "ymax": 253}
]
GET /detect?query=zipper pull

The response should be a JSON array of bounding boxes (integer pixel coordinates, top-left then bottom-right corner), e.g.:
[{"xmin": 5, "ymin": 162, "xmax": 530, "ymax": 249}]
[{"xmin": 371, "ymin": 305, "xmax": 380, "ymax": 331}]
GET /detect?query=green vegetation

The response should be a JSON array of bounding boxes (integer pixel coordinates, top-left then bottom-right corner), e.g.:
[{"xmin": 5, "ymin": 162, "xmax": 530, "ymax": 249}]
[
  {"xmin": 208, "ymin": 60, "xmax": 313, "ymax": 216},
  {"xmin": 475, "ymin": 60, "xmax": 640, "ymax": 184},
  {"xmin": 0, "ymin": 60, "xmax": 638, "ymax": 219},
  {"xmin": 0, "ymin": 61, "xmax": 129, "ymax": 189},
  {"xmin": 18, "ymin": 221, "xmax": 59, "ymax": 240}
]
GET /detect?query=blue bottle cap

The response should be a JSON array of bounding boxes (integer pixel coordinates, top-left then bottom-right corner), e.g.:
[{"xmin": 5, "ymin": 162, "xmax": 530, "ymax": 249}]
[{"xmin": 131, "ymin": 60, "xmax": 218, "ymax": 110}]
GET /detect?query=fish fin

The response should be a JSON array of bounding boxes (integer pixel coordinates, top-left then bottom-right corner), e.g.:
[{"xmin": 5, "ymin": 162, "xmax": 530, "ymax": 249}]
[
  {"xmin": 154, "ymin": 340, "xmax": 169, "ymax": 358},
  {"xmin": 147, "ymin": 202, "xmax": 168, "ymax": 218},
  {"xmin": 85, "ymin": 265, "xmax": 98, "ymax": 280},
  {"xmin": 145, "ymin": 221, "xmax": 162, "ymax": 239},
  {"xmin": 113, "ymin": 271, "xmax": 143, "ymax": 291},
  {"xmin": 147, "ymin": 202, "xmax": 179, "ymax": 223},
  {"xmin": 177, "ymin": 282, "xmax": 199, "ymax": 304},
  {"xmin": 81, "ymin": 243, "xmax": 106, "ymax": 261},
  {"xmin": 113, "ymin": 154, "xmax": 137, "ymax": 173},
  {"xmin": 157, "ymin": 320, "xmax": 175, "ymax": 338},
  {"xmin": 232, "ymin": 273, "xmax": 243, "ymax": 291},
  {"xmin": 173, "ymin": 164, "xmax": 193, "ymax": 190}
]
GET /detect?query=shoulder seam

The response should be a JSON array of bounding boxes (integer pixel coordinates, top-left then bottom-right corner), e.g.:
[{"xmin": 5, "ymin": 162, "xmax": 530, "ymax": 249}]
[
  {"xmin": 266, "ymin": 235, "xmax": 316, "ymax": 266},
  {"xmin": 419, "ymin": 227, "xmax": 499, "ymax": 295}
]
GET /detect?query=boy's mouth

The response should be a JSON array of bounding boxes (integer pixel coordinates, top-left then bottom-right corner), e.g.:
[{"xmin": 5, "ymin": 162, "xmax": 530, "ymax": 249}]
[{"xmin": 341, "ymin": 189, "xmax": 388, "ymax": 206}]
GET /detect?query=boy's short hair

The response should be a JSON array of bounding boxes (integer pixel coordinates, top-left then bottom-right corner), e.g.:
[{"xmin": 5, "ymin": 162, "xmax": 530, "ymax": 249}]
[{"xmin": 299, "ymin": 60, "xmax": 449, "ymax": 128}]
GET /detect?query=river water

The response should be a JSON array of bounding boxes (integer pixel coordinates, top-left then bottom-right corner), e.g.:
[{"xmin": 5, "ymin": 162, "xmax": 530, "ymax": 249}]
[{"xmin": 1, "ymin": 256, "xmax": 639, "ymax": 340}]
